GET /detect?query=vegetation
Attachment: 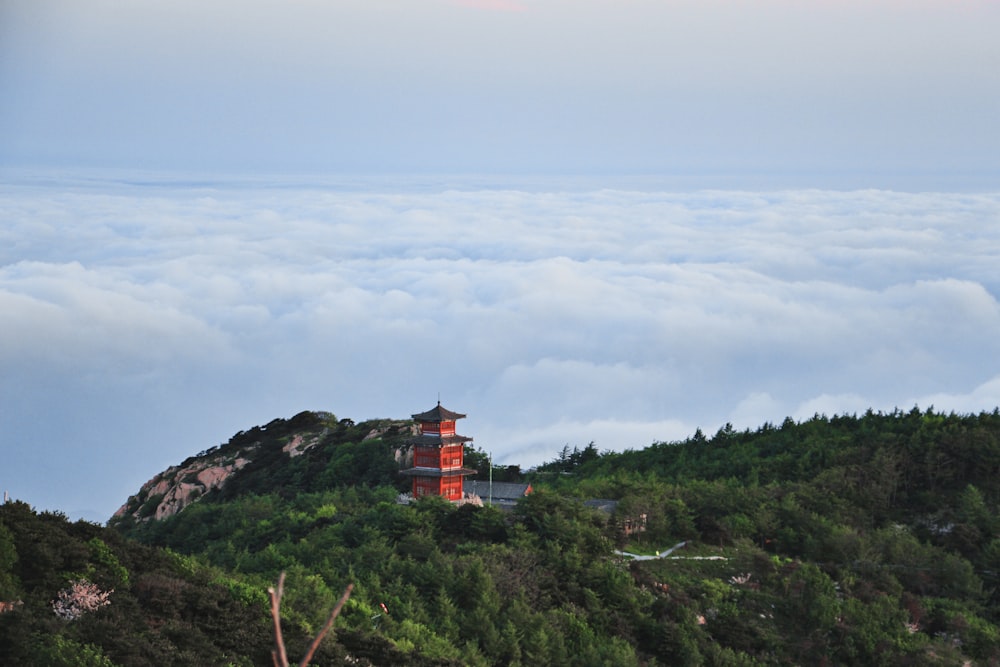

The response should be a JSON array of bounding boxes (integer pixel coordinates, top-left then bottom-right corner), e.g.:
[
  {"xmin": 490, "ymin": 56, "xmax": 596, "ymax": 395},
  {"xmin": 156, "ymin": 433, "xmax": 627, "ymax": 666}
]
[
  {"xmin": 0, "ymin": 500, "xmax": 278, "ymax": 665},
  {"xmin": 2, "ymin": 407, "xmax": 999, "ymax": 665}
]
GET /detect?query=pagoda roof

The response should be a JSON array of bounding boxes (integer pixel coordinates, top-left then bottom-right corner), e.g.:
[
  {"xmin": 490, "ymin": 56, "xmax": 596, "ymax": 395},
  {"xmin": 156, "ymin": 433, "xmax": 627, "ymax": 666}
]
[
  {"xmin": 412, "ymin": 402, "xmax": 466, "ymax": 422},
  {"xmin": 399, "ymin": 467, "xmax": 477, "ymax": 478},
  {"xmin": 407, "ymin": 433, "xmax": 472, "ymax": 447}
]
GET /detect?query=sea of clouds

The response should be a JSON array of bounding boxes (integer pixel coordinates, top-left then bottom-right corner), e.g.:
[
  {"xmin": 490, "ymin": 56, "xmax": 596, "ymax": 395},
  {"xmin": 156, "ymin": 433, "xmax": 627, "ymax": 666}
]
[{"xmin": 2, "ymin": 172, "xmax": 999, "ymax": 520}]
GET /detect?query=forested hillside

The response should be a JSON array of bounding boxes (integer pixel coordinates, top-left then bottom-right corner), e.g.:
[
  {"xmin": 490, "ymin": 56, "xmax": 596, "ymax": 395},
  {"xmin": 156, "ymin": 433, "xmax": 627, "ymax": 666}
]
[
  {"xmin": 0, "ymin": 500, "xmax": 280, "ymax": 665},
  {"xmin": 3, "ymin": 408, "xmax": 999, "ymax": 665}
]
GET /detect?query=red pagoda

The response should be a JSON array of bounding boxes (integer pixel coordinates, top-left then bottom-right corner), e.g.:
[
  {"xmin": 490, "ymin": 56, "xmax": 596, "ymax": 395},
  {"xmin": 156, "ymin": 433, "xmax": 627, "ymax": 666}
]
[{"xmin": 400, "ymin": 402, "xmax": 476, "ymax": 501}]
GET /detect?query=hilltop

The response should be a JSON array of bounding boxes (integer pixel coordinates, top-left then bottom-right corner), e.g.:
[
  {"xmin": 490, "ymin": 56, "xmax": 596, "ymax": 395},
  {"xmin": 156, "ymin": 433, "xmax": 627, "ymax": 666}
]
[{"xmin": 111, "ymin": 411, "xmax": 418, "ymax": 524}]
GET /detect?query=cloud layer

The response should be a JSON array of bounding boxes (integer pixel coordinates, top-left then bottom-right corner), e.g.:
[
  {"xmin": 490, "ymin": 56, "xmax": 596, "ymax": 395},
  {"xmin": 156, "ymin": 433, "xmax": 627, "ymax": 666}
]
[{"xmin": 2, "ymin": 173, "xmax": 999, "ymax": 519}]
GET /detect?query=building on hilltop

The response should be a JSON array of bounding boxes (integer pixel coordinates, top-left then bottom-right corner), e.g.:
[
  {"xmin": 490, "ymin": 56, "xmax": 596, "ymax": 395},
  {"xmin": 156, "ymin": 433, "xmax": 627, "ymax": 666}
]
[{"xmin": 399, "ymin": 402, "xmax": 477, "ymax": 501}]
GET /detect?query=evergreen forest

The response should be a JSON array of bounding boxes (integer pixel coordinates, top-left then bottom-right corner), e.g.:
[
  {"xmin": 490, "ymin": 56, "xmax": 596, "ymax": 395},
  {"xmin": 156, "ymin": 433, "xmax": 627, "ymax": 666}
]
[{"xmin": 1, "ymin": 407, "xmax": 999, "ymax": 665}]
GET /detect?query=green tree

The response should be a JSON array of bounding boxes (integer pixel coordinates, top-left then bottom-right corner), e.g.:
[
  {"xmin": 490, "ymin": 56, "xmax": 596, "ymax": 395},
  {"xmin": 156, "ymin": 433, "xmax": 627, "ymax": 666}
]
[
  {"xmin": 31, "ymin": 634, "xmax": 117, "ymax": 667},
  {"xmin": 0, "ymin": 522, "xmax": 19, "ymax": 599}
]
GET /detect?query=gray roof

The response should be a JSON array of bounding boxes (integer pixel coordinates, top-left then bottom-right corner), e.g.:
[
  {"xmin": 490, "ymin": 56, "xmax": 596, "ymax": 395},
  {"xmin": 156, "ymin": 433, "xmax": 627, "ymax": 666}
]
[
  {"xmin": 464, "ymin": 480, "xmax": 531, "ymax": 501},
  {"xmin": 400, "ymin": 467, "xmax": 477, "ymax": 478},
  {"xmin": 406, "ymin": 433, "xmax": 472, "ymax": 447},
  {"xmin": 412, "ymin": 402, "xmax": 466, "ymax": 422}
]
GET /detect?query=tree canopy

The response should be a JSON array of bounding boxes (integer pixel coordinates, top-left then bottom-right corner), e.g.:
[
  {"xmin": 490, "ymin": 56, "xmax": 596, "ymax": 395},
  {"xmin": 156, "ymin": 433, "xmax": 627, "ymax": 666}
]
[{"xmin": 2, "ymin": 407, "xmax": 999, "ymax": 665}]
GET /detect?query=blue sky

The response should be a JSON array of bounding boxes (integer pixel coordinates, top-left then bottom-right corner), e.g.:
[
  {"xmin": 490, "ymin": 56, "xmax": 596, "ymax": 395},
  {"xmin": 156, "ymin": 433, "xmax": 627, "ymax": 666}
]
[{"xmin": 1, "ymin": 1, "xmax": 999, "ymax": 521}]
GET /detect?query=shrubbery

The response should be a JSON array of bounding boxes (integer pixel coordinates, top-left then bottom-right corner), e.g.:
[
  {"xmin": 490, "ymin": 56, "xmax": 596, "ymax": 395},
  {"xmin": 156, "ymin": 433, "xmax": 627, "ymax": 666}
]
[{"xmin": 2, "ymin": 408, "xmax": 998, "ymax": 665}]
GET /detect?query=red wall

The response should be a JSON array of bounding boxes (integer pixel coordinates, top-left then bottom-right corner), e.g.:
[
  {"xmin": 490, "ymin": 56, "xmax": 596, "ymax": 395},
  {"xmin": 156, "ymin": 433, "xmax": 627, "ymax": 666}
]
[
  {"xmin": 420, "ymin": 421, "xmax": 456, "ymax": 436},
  {"xmin": 413, "ymin": 444, "xmax": 464, "ymax": 469},
  {"xmin": 411, "ymin": 423, "xmax": 465, "ymax": 500},
  {"xmin": 412, "ymin": 475, "xmax": 463, "ymax": 500}
]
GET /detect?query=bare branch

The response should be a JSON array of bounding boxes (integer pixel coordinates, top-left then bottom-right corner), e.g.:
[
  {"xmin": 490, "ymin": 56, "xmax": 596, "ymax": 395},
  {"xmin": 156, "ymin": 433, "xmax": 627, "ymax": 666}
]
[
  {"xmin": 298, "ymin": 583, "xmax": 354, "ymax": 667},
  {"xmin": 268, "ymin": 572, "xmax": 354, "ymax": 667},
  {"xmin": 268, "ymin": 572, "xmax": 289, "ymax": 667}
]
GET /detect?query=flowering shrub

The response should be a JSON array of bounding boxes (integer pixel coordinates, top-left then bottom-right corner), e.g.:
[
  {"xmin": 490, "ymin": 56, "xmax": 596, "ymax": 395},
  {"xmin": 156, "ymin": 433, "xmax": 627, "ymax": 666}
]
[
  {"xmin": 729, "ymin": 572, "xmax": 753, "ymax": 586},
  {"xmin": 52, "ymin": 579, "xmax": 113, "ymax": 621}
]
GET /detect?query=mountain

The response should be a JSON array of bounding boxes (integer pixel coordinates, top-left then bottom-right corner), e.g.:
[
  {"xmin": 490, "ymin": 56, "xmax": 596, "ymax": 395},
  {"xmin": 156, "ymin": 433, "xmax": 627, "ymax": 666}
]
[
  {"xmin": 112, "ymin": 411, "xmax": 417, "ymax": 525},
  {"xmin": 3, "ymin": 408, "xmax": 999, "ymax": 665}
]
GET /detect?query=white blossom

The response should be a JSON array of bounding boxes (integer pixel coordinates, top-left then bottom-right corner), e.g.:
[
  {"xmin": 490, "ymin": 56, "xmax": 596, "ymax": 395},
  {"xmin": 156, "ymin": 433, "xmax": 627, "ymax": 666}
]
[{"xmin": 52, "ymin": 579, "xmax": 113, "ymax": 621}]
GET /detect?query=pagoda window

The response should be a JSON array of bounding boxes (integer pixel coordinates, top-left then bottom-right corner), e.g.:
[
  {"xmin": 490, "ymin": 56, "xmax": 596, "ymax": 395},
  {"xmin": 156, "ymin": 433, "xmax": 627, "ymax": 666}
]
[
  {"xmin": 414, "ymin": 479, "xmax": 440, "ymax": 497},
  {"xmin": 414, "ymin": 448, "xmax": 440, "ymax": 468}
]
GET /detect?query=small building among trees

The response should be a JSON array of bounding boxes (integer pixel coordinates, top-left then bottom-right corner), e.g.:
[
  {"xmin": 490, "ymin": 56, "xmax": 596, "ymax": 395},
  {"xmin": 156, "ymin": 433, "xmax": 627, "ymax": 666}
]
[{"xmin": 463, "ymin": 480, "xmax": 532, "ymax": 508}]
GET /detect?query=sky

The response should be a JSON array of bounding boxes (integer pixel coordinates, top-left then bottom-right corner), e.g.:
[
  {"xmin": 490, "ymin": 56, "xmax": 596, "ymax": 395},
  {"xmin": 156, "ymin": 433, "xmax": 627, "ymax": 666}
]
[
  {"xmin": 3, "ymin": 0, "xmax": 999, "ymax": 185},
  {"xmin": 1, "ymin": 1, "xmax": 999, "ymax": 521}
]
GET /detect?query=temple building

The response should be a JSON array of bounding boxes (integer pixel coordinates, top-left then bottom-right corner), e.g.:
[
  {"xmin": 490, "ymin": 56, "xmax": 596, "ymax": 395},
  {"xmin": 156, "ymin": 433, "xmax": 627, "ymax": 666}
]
[
  {"xmin": 463, "ymin": 480, "xmax": 532, "ymax": 508},
  {"xmin": 400, "ymin": 402, "xmax": 477, "ymax": 501}
]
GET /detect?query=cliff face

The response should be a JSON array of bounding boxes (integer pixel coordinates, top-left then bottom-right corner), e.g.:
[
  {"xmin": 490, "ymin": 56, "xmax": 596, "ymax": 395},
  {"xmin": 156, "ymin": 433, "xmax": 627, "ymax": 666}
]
[
  {"xmin": 114, "ymin": 454, "xmax": 244, "ymax": 522},
  {"xmin": 112, "ymin": 411, "xmax": 417, "ymax": 523},
  {"xmin": 113, "ymin": 433, "xmax": 327, "ymax": 522}
]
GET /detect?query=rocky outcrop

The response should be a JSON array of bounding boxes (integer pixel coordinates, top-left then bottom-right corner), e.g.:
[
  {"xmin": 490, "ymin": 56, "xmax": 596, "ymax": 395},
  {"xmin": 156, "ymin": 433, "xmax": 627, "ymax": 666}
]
[
  {"xmin": 113, "ymin": 451, "xmax": 253, "ymax": 522},
  {"xmin": 282, "ymin": 432, "xmax": 325, "ymax": 458},
  {"xmin": 112, "ymin": 413, "xmax": 416, "ymax": 523}
]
